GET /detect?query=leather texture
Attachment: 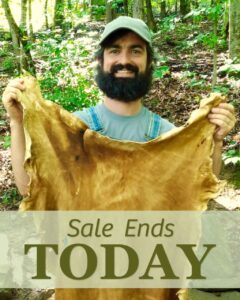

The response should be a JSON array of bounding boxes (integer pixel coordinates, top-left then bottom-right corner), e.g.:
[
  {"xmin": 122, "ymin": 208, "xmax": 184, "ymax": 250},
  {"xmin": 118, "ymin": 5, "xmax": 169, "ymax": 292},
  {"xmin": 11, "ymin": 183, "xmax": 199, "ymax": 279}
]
[{"xmin": 19, "ymin": 76, "xmax": 225, "ymax": 300}]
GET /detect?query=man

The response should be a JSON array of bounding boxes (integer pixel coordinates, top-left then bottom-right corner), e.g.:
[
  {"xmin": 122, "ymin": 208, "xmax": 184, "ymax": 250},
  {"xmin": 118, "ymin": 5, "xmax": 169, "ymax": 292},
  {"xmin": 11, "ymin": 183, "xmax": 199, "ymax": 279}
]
[
  {"xmin": 2, "ymin": 16, "xmax": 236, "ymax": 196},
  {"xmin": 1, "ymin": 16, "xmax": 237, "ymax": 300}
]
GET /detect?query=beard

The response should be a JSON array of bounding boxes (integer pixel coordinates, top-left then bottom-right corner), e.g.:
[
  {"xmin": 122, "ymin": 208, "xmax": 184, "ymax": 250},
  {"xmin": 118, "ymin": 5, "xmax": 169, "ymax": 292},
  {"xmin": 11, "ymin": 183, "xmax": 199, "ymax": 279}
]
[{"xmin": 95, "ymin": 63, "xmax": 153, "ymax": 102}]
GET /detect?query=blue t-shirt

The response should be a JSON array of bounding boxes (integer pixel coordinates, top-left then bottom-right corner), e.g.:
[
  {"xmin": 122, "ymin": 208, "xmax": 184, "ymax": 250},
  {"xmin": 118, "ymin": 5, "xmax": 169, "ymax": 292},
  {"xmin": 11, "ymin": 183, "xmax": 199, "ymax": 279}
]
[{"xmin": 74, "ymin": 103, "xmax": 175, "ymax": 142}]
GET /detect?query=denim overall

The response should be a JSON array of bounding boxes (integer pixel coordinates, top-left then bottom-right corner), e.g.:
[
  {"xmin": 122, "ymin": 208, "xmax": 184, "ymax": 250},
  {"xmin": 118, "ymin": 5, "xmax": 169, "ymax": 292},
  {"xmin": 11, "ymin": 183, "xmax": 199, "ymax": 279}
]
[{"xmin": 86, "ymin": 106, "xmax": 162, "ymax": 141}]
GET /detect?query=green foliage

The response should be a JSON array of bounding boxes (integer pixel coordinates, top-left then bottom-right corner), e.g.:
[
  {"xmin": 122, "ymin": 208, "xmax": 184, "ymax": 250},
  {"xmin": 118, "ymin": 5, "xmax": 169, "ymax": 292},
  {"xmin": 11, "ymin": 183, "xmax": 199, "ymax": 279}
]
[
  {"xmin": 0, "ymin": 31, "xmax": 11, "ymax": 41},
  {"xmin": 153, "ymin": 66, "xmax": 170, "ymax": 78},
  {"xmin": 187, "ymin": 78, "xmax": 207, "ymax": 88},
  {"xmin": 196, "ymin": 32, "xmax": 218, "ymax": 49},
  {"xmin": 0, "ymin": 188, "xmax": 21, "ymax": 206},
  {"xmin": 157, "ymin": 15, "xmax": 179, "ymax": 33},
  {"xmin": 1, "ymin": 135, "xmax": 11, "ymax": 149},
  {"xmin": 177, "ymin": 1, "xmax": 227, "ymax": 51},
  {"xmin": 92, "ymin": 5, "xmax": 106, "ymax": 20},
  {"xmin": 111, "ymin": 0, "xmax": 125, "ymax": 12},
  {"xmin": 213, "ymin": 84, "xmax": 230, "ymax": 94},
  {"xmin": 35, "ymin": 33, "xmax": 100, "ymax": 112},
  {"xmin": 181, "ymin": 70, "xmax": 195, "ymax": 78},
  {"xmin": 0, "ymin": 41, "xmax": 10, "ymax": 57},
  {"xmin": 223, "ymin": 146, "xmax": 240, "ymax": 166},
  {"xmin": 1, "ymin": 57, "xmax": 15, "ymax": 71},
  {"xmin": 185, "ymin": 1, "xmax": 226, "ymax": 22}
]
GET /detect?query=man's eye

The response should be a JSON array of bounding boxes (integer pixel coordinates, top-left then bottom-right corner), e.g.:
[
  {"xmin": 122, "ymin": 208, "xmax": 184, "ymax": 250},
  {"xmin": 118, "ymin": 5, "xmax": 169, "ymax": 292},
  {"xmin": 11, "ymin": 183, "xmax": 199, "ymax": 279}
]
[
  {"xmin": 109, "ymin": 49, "xmax": 119, "ymax": 54},
  {"xmin": 132, "ymin": 49, "xmax": 142, "ymax": 54}
]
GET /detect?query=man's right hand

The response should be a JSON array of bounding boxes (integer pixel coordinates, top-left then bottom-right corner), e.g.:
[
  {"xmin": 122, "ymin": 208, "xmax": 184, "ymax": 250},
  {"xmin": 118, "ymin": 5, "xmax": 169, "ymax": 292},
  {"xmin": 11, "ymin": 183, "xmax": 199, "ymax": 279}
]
[{"xmin": 2, "ymin": 78, "xmax": 25, "ymax": 123}]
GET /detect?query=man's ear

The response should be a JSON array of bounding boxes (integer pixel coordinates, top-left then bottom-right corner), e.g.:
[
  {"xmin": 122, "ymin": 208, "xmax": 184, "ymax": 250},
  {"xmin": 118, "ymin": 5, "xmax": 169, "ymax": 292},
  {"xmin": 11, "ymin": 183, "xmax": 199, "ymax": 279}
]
[{"xmin": 97, "ymin": 57, "xmax": 103, "ymax": 66}]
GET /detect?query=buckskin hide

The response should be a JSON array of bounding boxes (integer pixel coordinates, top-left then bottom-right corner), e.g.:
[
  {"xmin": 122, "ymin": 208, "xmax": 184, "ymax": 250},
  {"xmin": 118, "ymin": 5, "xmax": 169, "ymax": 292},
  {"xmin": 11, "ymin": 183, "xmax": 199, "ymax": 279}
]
[{"xmin": 18, "ymin": 76, "xmax": 224, "ymax": 300}]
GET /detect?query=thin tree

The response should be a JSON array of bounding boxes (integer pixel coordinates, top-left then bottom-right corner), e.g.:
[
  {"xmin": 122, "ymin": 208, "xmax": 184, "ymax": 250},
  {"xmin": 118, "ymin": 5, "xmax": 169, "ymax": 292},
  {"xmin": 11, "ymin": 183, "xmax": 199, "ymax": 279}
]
[
  {"xmin": 1, "ymin": 0, "xmax": 35, "ymax": 74},
  {"xmin": 28, "ymin": 0, "xmax": 34, "ymax": 39},
  {"xmin": 222, "ymin": 1, "xmax": 229, "ymax": 39},
  {"xmin": 191, "ymin": 0, "xmax": 198, "ymax": 8},
  {"xmin": 106, "ymin": 0, "xmax": 114, "ymax": 23},
  {"xmin": 211, "ymin": 0, "xmax": 218, "ymax": 87},
  {"xmin": 180, "ymin": 0, "xmax": 190, "ymax": 16},
  {"xmin": 123, "ymin": 0, "xmax": 128, "ymax": 15},
  {"xmin": 20, "ymin": 0, "xmax": 28, "ymax": 33},
  {"xmin": 67, "ymin": 0, "xmax": 72, "ymax": 9},
  {"xmin": 44, "ymin": 0, "xmax": 49, "ymax": 29},
  {"xmin": 132, "ymin": 0, "xmax": 144, "ymax": 20},
  {"xmin": 54, "ymin": 0, "xmax": 65, "ymax": 29},
  {"xmin": 161, "ymin": 0, "xmax": 167, "ymax": 18},
  {"xmin": 146, "ymin": 0, "xmax": 156, "ymax": 30},
  {"xmin": 175, "ymin": 0, "xmax": 178, "ymax": 14},
  {"xmin": 229, "ymin": 0, "xmax": 240, "ymax": 61}
]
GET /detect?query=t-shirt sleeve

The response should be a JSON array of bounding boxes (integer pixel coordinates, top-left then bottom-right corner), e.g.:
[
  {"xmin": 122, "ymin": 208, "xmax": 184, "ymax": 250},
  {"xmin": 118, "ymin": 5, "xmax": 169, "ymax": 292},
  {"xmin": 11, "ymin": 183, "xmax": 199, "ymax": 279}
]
[
  {"xmin": 73, "ymin": 110, "xmax": 90, "ymax": 127},
  {"xmin": 160, "ymin": 118, "xmax": 176, "ymax": 134}
]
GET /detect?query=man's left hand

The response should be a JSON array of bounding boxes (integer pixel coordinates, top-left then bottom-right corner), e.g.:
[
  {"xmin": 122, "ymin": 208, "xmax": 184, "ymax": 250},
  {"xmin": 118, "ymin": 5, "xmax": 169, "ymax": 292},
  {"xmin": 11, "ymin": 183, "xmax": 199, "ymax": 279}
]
[{"xmin": 208, "ymin": 103, "xmax": 236, "ymax": 142}]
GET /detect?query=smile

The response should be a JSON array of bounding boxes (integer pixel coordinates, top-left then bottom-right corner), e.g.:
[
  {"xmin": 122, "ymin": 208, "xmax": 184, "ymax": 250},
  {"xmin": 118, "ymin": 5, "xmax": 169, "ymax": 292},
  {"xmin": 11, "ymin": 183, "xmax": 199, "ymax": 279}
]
[{"xmin": 115, "ymin": 69, "xmax": 135, "ymax": 77}]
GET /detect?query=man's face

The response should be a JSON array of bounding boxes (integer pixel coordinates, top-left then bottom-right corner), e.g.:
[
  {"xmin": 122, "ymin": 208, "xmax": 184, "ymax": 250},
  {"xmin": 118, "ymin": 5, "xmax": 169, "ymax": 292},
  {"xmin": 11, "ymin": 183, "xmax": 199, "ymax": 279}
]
[
  {"xmin": 103, "ymin": 32, "xmax": 148, "ymax": 77},
  {"xmin": 95, "ymin": 31, "xmax": 153, "ymax": 102}
]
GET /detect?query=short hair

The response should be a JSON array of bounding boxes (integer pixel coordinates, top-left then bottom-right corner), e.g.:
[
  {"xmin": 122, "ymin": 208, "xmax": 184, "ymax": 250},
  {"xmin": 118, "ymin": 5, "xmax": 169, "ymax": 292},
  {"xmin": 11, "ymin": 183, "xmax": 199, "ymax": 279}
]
[{"xmin": 95, "ymin": 28, "xmax": 154, "ymax": 68}]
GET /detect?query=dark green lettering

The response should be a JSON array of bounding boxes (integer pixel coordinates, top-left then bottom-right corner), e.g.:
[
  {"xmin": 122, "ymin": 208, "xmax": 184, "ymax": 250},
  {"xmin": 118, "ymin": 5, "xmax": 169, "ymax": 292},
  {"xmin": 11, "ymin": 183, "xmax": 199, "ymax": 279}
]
[
  {"xmin": 24, "ymin": 244, "xmax": 58, "ymax": 279},
  {"xmin": 177, "ymin": 244, "xmax": 216, "ymax": 279},
  {"xmin": 101, "ymin": 244, "xmax": 139, "ymax": 279},
  {"xmin": 139, "ymin": 244, "xmax": 179, "ymax": 279},
  {"xmin": 60, "ymin": 243, "xmax": 97, "ymax": 279}
]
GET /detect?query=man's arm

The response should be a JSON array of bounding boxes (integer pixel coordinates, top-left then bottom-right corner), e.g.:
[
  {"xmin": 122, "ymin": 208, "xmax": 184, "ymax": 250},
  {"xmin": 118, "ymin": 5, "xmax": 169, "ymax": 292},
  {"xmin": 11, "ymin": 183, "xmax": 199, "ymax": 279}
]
[
  {"xmin": 208, "ymin": 103, "xmax": 236, "ymax": 177},
  {"xmin": 212, "ymin": 141, "xmax": 223, "ymax": 177},
  {"xmin": 2, "ymin": 79, "xmax": 29, "ymax": 196}
]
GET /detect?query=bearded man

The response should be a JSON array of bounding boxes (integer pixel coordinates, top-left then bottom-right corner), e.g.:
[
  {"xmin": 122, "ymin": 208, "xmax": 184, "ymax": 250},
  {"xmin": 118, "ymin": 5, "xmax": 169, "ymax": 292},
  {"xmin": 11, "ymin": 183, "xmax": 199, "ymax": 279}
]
[
  {"xmin": 74, "ymin": 18, "xmax": 175, "ymax": 143},
  {"xmin": 2, "ymin": 17, "xmax": 235, "ymax": 199},
  {"xmin": 1, "ymin": 16, "xmax": 237, "ymax": 300}
]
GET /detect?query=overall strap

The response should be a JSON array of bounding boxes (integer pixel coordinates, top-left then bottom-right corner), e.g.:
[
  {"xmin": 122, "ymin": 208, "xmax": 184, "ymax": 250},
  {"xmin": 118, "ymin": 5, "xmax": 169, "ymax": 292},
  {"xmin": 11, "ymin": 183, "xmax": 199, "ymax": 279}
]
[
  {"xmin": 146, "ymin": 112, "xmax": 162, "ymax": 140},
  {"xmin": 86, "ymin": 106, "xmax": 104, "ymax": 131}
]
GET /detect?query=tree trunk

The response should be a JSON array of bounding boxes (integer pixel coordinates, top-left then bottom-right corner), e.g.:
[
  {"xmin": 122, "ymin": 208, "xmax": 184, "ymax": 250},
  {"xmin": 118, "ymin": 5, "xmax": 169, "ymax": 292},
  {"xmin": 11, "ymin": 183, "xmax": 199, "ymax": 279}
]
[
  {"xmin": 20, "ymin": 0, "xmax": 28, "ymax": 32},
  {"xmin": 89, "ymin": 0, "xmax": 93, "ymax": 21},
  {"xmin": 229, "ymin": 0, "xmax": 240, "ymax": 61},
  {"xmin": 106, "ymin": 0, "xmax": 114, "ymax": 23},
  {"xmin": 132, "ymin": 0, "xmax": 144, "ymax": 20},
  {"xmin": 123, "ymin": 0, "xmax": 128, "ymax": 15},
  {"xmin": 82, "ymin": 0, "xmax": 86, "ymax": 12},
  {"xmin": 67, "ymin": 0, "xmax": 72, "ymax": 10},
  {"xmin": 1, "ymin": 0, "xmax": 35, "ymax": 74},
  {"xmin": 146, "ymin": 0, "xmax": 156, "ymax": 30},
  {"xmin": 28, "ymin": 0, "xmax": 34, "ymax": 39},
  {"xmin": 74, "ymin": 0, "xmax": 80, "ymax": 10},
  {"xmin": 212, "ymin": 8, "xmax": 218, "ymax": 88},
  {"xmin": 54, "ymin": 0, "xmax": 65, "ymax": 29},
  {"xmin": 161, "ymin": 0, "xmax": 167, "ymax": 18},
  {"xmin": 175, "ymin": 0, "xmax": 178, "ymax": 13},
  {"xmin": 180, "ymin": 0, "xmax": 190, "ymax": 16},
  {"xmin": 191, "ymin": 0, "xmax": 198, "ymax": 8},
  {"xmin": 44, "ymin": 0, "xmax": 49, "ymax": 29},
  {"xmin": 223, "ymin": 1, "xmax": 229, "ymax": 39}
]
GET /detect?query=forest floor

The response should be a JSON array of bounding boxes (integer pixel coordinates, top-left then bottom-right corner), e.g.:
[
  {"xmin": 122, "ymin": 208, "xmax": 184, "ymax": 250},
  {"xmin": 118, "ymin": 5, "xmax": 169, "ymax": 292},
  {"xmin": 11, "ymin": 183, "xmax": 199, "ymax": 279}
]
[{"xmin": 0, "ymin": 17, "xmax": 240, "ymax": 299}]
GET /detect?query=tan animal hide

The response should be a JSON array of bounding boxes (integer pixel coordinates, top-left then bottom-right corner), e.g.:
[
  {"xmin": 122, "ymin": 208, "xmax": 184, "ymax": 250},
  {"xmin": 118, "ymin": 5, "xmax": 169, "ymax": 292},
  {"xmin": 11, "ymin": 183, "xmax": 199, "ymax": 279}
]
[{"xmin": 18, "ymin": 76, "xmax": 224, "ymax": 300}]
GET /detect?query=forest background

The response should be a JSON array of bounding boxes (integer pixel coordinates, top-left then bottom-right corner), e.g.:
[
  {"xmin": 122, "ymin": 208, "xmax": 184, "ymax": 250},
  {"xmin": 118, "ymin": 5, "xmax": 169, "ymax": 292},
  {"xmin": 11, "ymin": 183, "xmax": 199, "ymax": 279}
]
[
  {"xmin": 0, "ymin": 0, "xmax": 239, "ymax": 208},
  {"xmin": 0, "ymin": 0, "xmax": 239, "ymax": 299}
]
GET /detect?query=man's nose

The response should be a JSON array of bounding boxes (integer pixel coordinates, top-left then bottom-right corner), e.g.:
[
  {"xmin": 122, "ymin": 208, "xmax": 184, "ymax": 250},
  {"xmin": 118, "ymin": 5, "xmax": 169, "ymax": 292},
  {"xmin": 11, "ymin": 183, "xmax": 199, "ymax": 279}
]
[{"xmin": 118, "ymin": 51, "xmax": 131, "ymax": 65}]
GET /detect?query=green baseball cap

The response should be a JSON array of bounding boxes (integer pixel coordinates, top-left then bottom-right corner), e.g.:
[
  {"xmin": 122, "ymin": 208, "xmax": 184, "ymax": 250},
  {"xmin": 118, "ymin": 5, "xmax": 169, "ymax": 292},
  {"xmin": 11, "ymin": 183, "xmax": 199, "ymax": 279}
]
[{"xmin": 99, "ymin": 16, "xmax": 152, "ymax": 46}]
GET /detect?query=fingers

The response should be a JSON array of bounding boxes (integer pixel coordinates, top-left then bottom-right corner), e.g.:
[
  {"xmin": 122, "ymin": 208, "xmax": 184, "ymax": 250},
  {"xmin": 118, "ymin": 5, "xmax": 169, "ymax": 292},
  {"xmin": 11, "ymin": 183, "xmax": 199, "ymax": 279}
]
[
  {"xmin": 209, "ymin": 103, "xmax": 235, "ymax": 116},
  {"xmin": 207, "ymin": 103, "xmax": 236, "ymax": 141},
  {"xmin": 208, "ymin": 112, "xmax": 235, "ymax": 127},
  {"xmin": 2, "ymin": 79, "xmax": 25, "ymax": 122},
  {"xmin": 209, "ymin": 118, "xmax": 234, "ymax": 131},
  {"xmin": 2, "ymin": 79, "xmax": 25, "ymax": 104},
  {"xmin": 7, "ymin": 78, "xmax": 25, "ymax": 91}
]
